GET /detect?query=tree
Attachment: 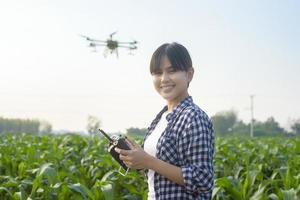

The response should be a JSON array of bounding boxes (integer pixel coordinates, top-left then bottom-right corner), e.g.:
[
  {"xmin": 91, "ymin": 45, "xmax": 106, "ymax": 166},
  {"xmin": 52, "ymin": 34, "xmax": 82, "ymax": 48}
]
[
  {"xmin": 291, "ymin": 119, "xmax": 300, "ymax": 134},
  {"xmin": 211, "ymin": 110, "xmax": 238, "ymax": 135},
  {"xmin": 254, "ymin": 117, "xmax": 285, "ymax": 136},
  {"xmin": 126, "ymin": 127, "xmax": 147, "ymax": 137},
  {"xmin": 231, "ymin": 120, "xmax": 250, "ymax": 136},
  {"xmin": 39, "ymin": 120, "xmax": 52, "ymax": 133},
  {"xmin": 86, "ymin": 115, "xmax": 101, "ymax": 136}
]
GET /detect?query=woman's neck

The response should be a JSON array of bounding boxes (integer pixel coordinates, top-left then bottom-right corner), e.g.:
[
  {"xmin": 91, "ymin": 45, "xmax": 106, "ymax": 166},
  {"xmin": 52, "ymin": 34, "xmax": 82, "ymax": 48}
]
[{"xmin": 167, "ymin": 93, "xmax": 189, "ymax": 112}]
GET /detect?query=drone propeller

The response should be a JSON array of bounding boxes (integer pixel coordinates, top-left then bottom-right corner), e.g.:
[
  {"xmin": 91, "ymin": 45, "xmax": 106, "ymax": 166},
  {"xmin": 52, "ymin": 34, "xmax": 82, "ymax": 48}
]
[
  {"xmin": 109, "ymin": 31, "xmax": 117, "ymax": 39},
  {"xmin": 89, "ymin": 42, "xmax": 96, "ymax": 47},
  {"xmin": 131, "ymin": 39, "xmax": 138, "ymax": 44},
  {"xmin": 79, "ymin": 34, "xmax": 92, "ymax": 41}
]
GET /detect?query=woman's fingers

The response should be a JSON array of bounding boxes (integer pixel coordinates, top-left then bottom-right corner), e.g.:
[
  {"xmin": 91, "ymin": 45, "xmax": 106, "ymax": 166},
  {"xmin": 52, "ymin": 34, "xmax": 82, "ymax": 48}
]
[
  {"xmin": 125, "ymin": 138, "xmax": 135, "ymax": 149},
  {"xmin": 115, "ymin": 148, "xmax": 130, "ymax": 155},
  {"xmin": 126, "ymin": 137, "xmax": 139, "ymax": 148},
  {"xmin": 119, "ymin": 153, "xmax": 131, "ymax": 161}
]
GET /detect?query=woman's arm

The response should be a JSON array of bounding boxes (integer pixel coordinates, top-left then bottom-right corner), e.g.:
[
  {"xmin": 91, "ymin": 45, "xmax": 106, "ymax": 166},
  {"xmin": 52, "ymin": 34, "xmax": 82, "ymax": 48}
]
[{"xmin": 146, "ymin": 154, "xmax": 185, "ymax": 186}]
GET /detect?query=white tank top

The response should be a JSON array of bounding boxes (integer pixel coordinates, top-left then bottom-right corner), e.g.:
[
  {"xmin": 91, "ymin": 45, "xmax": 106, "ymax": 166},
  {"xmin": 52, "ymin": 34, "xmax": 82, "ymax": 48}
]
[{"xmin": 143, "ymin": 111, "xmax": 169, "ymax": 200}]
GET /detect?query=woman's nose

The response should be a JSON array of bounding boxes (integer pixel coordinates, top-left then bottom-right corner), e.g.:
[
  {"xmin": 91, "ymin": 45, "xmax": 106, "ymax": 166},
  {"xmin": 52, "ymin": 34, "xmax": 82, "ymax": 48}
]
[{"xmin": 161, "ymin": 72, "xmax": 170, "ymax": 82}]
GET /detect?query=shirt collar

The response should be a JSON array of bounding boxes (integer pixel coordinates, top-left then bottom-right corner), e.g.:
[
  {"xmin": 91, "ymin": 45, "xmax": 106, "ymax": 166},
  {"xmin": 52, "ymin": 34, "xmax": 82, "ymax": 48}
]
[
  {"xmin": 144, "ymin": 96, "xmax": 194, "ymax": 144},
  {"xmin": 165, "ymin": 96, "xmax": 193, "ymax": 121}
]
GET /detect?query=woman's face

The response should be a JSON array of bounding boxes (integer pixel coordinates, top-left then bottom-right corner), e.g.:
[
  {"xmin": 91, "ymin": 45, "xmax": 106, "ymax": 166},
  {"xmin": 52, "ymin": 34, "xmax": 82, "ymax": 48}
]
[{"xmin": 152, "ymin": 56, "xmax": 194, "ymax": 106}]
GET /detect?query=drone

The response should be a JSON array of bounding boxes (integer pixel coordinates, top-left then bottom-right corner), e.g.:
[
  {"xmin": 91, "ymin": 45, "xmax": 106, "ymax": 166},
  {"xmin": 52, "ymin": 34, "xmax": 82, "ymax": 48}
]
[{"xmin": 80, "ymin": 32, "xmax": 138, "ymax": 58}]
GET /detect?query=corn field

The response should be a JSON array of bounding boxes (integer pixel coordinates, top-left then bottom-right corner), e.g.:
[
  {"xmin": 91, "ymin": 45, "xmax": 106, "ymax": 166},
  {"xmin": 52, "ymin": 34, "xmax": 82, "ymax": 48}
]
[{"xmin": 0, "ymin": 133, "xmax": 299, "ymax": 200}]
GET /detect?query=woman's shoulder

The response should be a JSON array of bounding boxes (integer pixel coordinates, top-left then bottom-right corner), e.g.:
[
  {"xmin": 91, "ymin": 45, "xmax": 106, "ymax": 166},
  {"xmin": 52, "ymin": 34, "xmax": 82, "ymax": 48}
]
[
  {"xmin": 178, "ymin": 106, "xmax": 213, "ymax": 142},
  {"xmin": 183, "ymin": 103, "xmax": 210, "ymax": 120}
]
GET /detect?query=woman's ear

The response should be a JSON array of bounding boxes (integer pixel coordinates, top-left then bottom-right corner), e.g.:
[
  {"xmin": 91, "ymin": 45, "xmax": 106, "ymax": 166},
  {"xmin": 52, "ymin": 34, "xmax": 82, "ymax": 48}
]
[{"xmin": 187, "ymin": 67, "xmax": 194, "ymax": 82}]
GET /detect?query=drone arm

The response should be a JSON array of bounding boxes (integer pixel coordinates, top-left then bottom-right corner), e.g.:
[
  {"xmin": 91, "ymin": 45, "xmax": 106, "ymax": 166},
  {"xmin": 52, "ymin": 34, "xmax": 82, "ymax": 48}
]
[
  {"xmin": 93, "ymin": 43, "xmax": 108, "ymax": 47},
  {"xmin": 118, "ymin": 44, "xmax": 137, "ymax": 49},
  {"xmin": 118, "ymin": 41, "xmax": 138, "ymax": 45},
  {"xmin": 92, "ymin": 39, "xmax": 107, "ymax": 43},
  {"xmin": 79, "ymin": 34, "xmax": 107, "ymax": 42},
  {"xmin": 117, "ymin": 41, "xmax": 133, "ymax": 44}
]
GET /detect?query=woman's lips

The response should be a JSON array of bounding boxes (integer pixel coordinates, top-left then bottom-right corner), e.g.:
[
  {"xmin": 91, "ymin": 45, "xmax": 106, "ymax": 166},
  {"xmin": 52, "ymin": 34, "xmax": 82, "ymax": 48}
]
[{"xmin": 161, "ymin": 85, "xmax": 174, "ymax": 92}]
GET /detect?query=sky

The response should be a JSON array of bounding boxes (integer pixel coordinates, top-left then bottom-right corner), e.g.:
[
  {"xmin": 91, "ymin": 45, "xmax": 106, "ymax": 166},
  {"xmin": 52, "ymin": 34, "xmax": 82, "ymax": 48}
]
[{"xmin": 0, "ymin": 0, "xmax": 299, "ymax": 133}]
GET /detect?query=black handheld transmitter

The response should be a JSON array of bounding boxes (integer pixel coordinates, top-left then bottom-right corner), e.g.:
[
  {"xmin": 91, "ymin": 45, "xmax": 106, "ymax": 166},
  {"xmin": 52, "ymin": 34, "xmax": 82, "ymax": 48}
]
[{"xmin": 98, "ymin": 129, "xmax": 131, "ymax": 175}]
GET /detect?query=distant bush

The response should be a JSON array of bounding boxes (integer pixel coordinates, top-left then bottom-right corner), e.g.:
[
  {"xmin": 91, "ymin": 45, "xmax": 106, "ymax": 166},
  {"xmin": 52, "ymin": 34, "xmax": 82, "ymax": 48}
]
[{"xmin": 126, "ymin": 127, "xmax": 147, "ymax": 138}]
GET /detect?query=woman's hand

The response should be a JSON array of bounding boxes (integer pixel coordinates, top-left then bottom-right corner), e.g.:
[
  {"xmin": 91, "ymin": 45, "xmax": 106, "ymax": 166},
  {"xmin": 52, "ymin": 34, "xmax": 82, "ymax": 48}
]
[
  {"xmin": 115, "ymin": 138, "xmax": 152, "ymax": 170},
  {"xmin": 116, "ymin": 137, "xmax": 185, "ymax": 186}
]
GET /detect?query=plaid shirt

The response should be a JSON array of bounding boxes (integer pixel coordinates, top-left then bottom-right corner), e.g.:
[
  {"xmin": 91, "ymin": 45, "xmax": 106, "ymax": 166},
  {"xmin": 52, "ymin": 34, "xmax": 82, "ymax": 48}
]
[{"xmin": 143, "ymin": 96, "xmax": 214, "ymax": 200}]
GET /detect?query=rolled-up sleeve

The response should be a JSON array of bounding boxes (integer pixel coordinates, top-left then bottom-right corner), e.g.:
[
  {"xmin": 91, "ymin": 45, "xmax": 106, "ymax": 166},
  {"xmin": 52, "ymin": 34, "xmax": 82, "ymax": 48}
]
[{"xmin": 179, "ymin": 114, "xmax": 214, "ymax": 193}]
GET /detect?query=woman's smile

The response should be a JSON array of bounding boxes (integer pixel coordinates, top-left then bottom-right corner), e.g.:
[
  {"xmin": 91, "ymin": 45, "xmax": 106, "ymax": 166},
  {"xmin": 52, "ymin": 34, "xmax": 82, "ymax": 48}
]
[{"xmin": 160, "ymin": 84, "xmax": 175, "ymax": 92}]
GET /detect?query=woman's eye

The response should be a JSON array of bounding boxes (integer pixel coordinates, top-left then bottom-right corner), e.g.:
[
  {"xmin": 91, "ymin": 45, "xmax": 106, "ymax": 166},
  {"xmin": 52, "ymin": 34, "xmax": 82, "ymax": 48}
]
[
  {"xmin": 169, "ymin": 68, "xmax": 176, "ymax": 73},
  {"xmin": 152, "ymin": 71, "xmax": 162, "ymax": 75}
]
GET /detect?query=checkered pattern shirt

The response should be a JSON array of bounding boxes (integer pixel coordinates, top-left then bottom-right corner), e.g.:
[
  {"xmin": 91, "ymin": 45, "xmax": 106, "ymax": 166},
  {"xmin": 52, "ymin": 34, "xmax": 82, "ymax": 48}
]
[{"xmin": 143, "ymin": 96, "xmax": 214, "ymax": 200}]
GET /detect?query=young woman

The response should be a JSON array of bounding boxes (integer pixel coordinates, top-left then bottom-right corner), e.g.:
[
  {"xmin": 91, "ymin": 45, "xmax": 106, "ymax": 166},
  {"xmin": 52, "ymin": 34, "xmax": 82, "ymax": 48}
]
[{"xmin": 115, "ymin": 42, "xmax": 214, "ymax": 199}]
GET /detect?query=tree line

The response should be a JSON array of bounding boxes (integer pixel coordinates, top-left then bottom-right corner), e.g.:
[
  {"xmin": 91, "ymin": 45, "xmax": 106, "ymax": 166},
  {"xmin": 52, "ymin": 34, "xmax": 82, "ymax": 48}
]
[
  {"xmin": 2, "ymin": 112, "xmax": 299, "ymax": 137},
  {"xmin": 211, "ymin": 110, "xmax": 300, "ymax": 136},
  {"xmin": 125, "ymin": 110, "xmax": 300, "ymax": 137},
  {"xmin": 0, "ymin": 117, "xmax": 52, "ymax": 134}
]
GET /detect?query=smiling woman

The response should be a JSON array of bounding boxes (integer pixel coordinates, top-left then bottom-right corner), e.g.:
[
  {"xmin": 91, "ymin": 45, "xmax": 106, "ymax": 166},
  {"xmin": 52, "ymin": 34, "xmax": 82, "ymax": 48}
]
[
  {"xmin": 150, "ymin": 43, "xmax": 194, "ymax": 111},
  {"xmin": 116, "ymin": 42, "xmax": 215, "ymax": 200}
]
